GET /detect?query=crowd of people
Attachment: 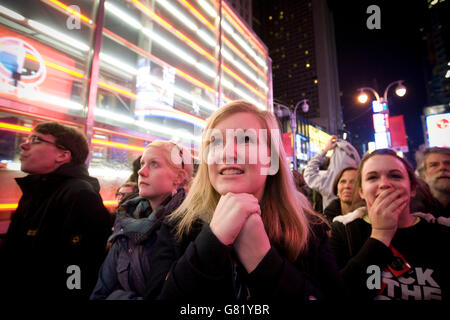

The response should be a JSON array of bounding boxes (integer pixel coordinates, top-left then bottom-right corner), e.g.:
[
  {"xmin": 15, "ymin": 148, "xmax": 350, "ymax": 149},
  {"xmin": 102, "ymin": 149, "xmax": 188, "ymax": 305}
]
[{"xmin": 0, "ymin": 100, "xmax": 448, "ymax": 303}]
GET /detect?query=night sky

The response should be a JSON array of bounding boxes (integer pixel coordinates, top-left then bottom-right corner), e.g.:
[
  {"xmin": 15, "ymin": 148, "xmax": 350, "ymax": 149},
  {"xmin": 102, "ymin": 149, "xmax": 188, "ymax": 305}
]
[{"xmin": 328, "ymin": 0, "xmax": 429, "ymax": 166}]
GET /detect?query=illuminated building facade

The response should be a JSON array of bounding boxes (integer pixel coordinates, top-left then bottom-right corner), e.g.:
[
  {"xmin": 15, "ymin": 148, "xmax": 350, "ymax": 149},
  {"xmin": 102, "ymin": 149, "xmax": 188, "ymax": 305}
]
[{"xmin": 0, "ymin": 0, "xmax": 272, "ymax": 229}]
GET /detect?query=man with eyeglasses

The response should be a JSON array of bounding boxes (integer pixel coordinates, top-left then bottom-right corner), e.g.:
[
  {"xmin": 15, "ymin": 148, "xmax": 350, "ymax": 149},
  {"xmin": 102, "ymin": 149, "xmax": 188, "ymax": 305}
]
[
  {"xmin": 0, "ymin": 122, "xmax": 112, "ymax": 300},
  {"xmin": 417, "ymin": 147, "xmax": 450, "ymax": 218}
]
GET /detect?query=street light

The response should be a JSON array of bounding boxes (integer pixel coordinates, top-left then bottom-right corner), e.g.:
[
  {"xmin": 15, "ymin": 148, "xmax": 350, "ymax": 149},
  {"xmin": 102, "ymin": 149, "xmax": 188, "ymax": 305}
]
[
  {"xmin": 357, "ymin": 80, "xmax": 406, "ymax": 148},
  {"xmin": 275, "ymin": 99, "xmax": 309, "ymax": 171}
]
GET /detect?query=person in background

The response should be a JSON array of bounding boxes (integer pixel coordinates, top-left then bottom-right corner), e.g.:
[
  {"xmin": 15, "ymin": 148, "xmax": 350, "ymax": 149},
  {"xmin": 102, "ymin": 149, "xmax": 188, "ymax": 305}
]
[
  {"xmin": 292, "ymin": 169, "xmax": 310, "ymax": 197},
  {"xmin": 323, "ymin": 167, "xmax": 358, "ymax": 223},
  {"xmin": 304, "ymin": 135, "xmax": 360, "ymax": 212},
  {"xmin": 416, "ymin": 147, "xmax": 450, "ymax": 218},
  {"xmin": 0, "ymin": 122, "xmax": 112, "ymax": 300},
  {"xmin": 330, "ymin": 149, "xmax": 449, "ymax": 300},
  {"xmin": 145, "ymin": 100, "xmax": 345, "ymax": 301},
  {"xmin": 127, "ymin": 155, "xmax": 142, "ymax": 183},
  {"xmin": 90, "ymin": 140, "xmax": 193, "ymax": 300}
]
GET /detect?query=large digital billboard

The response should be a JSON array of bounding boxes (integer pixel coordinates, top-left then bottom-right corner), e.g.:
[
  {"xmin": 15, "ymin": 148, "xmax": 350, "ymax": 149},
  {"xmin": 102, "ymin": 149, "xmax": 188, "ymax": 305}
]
[{"xmin": 426, "ymin": 113, "xmax": 450, "ymax": 147}]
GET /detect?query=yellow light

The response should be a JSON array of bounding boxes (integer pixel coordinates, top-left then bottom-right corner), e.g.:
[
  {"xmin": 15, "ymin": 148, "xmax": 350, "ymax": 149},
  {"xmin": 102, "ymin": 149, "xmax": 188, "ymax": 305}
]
[
  {"xmin": 103, "ymin": 200, "xmax": 118, "ymax": 206},
  {"xmin": 358, "ymin": 93, "xmax": 369, "ymax": 103},
  {"xmin": 26, "ymin": 53, "xmax": 84, "ymax": 78},
  {"xmin": 0, "ymin": 203, "xmax": 18, "ymax": 210},
  {"xmin": 91, "ymin": 139, "xmax": 145, "ymax": 151},
  {"xmin": 0, "ymin": 201, "xmax": 117, "ymax": 210},
  {"xmin": 0, "ymin": 122, "xmax": 32, "ymax": 133},
  {"xmin": 46, "ymin": 0, "xmax": 93, "ymax": 24}
]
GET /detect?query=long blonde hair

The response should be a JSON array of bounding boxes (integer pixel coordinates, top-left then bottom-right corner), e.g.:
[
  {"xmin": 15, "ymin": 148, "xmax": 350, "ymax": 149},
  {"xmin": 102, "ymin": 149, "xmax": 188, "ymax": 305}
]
[{"xmin": 169, "ymin": 100, "xmax": 316, "ymax": 261}]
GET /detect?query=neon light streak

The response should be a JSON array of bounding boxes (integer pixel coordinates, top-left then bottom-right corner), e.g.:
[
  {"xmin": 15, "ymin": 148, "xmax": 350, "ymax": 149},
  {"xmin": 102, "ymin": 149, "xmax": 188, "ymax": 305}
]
[
  {"xmin": 132, "ymin": 0, "xmax": 173, "ymax": 30},
  {"xmin": 46, "ymin": 0, "xmax": 93, "ymax": 24},
  {"xmin": 103, "ymin": 200, "xmax": 118, "ymax": 206},
  {"xmin": 27, "ymin": 19, "xmax": 90, "ymax": 52},
  {"xmin": 0, "ymin": 201, "xmax": 117, "ymax": 210},
  {"xmin": 222, "ymin": 36, "xmax": 266, "ymax": 79},
  {"xmin": 111, "ymin": 2, "xmax": 267, "ymax": 95},
  {"xmin": 175, "ymin": 68, "xmax": 215, "ymax": 93},
  {"xmin": 0, "ymin": 5, "xmax": 25, "ymax": 20},
  {"xmin": 157, "ymin": 0, "xmax": 198, "ymax": 31},
  {"xmin": 0, "ymin": 122, "xmax": 32, "ymax": 134},
  {"xmin": 197, "ymin": 0, "xmax": 217, "ymax": 18},
  {"xmin": 25, "ymin": 53, "xmax": 84, "ymax": 79},
  {"xmin": 221, "ymin": 19, "xmax": 265, "ymax": 69},
  {"xmin": 222, "ymin": 65, "xmax": 266, "ymax": 99},
  {"xmin": 139, "ymin": 108, "xmax": 206, "ymax": 128},
  {"xmin": 91, "ymin": 139, "xmax": 145, "ymax": 151},
  {"xmin": 103, "ymin": 28, "xmax": 216, "ymax": 95},
  {"xmin": 105, "ymin": 2, "xmax": 142, "ymax": 29},
  {"xmin": 0, "ymin": 203, "xmax": 18, "ymax": 210},
  {"xmin": 97, "ymin": 82, "xmax": 137, "ymax": 100},
  {"xmin": 222, "ymin": 1, "xmax": 267, "ymax": 57},
  {"xmin": 181, "ymin": 0, "xmax": 215, "ymax": 31},
  {"xmin": 182, "ymin": 0, "xmax": 266, "ymax": 80}
]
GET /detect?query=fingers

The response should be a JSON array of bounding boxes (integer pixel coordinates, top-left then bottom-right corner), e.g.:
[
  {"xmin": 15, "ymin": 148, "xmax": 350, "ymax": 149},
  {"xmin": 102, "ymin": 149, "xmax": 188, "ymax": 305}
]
[
  {"xmin": 373, "ymin": 189, "xmax": 407, "ymax": 209},
  {"xmin": 210, "ymin": 192, "xmax": 262, "ymax": 245},
  {"xmin": 369, "ymin": 188, "xmax": 409, "ymax": 229}
]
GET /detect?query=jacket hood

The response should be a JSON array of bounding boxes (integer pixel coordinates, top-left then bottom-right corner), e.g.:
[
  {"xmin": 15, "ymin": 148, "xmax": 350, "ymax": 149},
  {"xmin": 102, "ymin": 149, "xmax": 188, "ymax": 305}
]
[
  {"xmin": 332, "ymin": 206, "xmax": 367, "ymax": 225},
  {"xmin": 330, "ymin": 140, "xmax": 361, "ymax": 169}
]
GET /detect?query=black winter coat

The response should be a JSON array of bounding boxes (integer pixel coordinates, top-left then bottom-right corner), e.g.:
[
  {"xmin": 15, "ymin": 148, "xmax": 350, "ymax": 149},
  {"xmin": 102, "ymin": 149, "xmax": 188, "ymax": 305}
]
[
  {"xmin": 145, "ymin": 214, "xmax": 346, "ymax": 302},
  {"xmin": 0, "ymin": 163, "xmax": 112, "ymax": 300},
  {"xmin": 323, "ymin": 198, "xmax": 343, "ymax": 223}
]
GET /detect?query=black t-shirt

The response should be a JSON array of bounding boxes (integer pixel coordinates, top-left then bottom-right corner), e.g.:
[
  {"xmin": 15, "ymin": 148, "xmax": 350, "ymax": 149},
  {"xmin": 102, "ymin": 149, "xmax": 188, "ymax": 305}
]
[
  {"xmin": 330, "ymin": 217, "xmax": 450, "ymax": 301},
  {"xmin": 376, "ymin": 219, "xmax": 449, "ymax": 300}
]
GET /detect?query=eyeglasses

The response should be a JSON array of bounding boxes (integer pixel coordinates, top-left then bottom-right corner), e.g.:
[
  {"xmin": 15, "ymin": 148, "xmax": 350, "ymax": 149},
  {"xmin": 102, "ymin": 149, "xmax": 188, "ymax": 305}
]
[{"xmin": 25, "ymin": 134, "xmax": 67, "ymax": 150}]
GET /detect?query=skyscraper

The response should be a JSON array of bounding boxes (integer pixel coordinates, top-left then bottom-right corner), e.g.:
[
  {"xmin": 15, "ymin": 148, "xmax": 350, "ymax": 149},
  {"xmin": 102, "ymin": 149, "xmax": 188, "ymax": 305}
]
[
  {"xmin": 227, "ymin": 0, "xmax": 253, "ymax": 27},
  {"xmin": 422, "ymin": 0, "xmax": 450, "ymax": 105},
  {"xmin": 253, "ymin": 0, "xmax": 342, "ymax": 134}
]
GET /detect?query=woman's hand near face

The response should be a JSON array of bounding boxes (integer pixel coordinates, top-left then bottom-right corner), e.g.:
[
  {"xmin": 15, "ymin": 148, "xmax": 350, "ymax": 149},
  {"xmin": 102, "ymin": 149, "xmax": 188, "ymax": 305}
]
[
  {"xmin": 322, "ymin": 135, "xmax": 337, "ymax": 153},
  {"xmin": 210, "ymin": 193, "xmax": 261, "ymax": 245},
  {"xmin": 234, "ymin": 213, "xmax": 270, "ymax": 273},
  {"xmin": 368, "ymin": 188, "xmax": 409, "ymax": 246}
]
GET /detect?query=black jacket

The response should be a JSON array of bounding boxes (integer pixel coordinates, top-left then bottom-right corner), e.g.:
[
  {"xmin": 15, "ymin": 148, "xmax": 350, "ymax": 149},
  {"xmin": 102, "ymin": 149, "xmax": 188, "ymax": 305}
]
[
  {"xmin": 145, "ymin": 214, "xmax": 346, "ymax": 302},
  {"xmin": 330, "ymin": 210, "xmax": 450, "ymax": 300},
  {"xmin": 90, "ymin": 189, "xmax": 186, "ymax": 300},
  {"xmin": 0, "ymin": 163, "xmax": 112, "ymax": 300},
  {"xmin": 323, "ymin": 198, "xmax": 343, "ymax": 223}
]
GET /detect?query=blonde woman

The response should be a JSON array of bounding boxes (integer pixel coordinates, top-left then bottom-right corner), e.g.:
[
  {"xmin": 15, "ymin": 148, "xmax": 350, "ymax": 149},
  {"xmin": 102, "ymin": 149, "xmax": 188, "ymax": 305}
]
[
  {"xmin": 91, "ymin": 140, "xmax": 193, "ymax": 300},
  {"xmin": 146, "ymin": 101, "xmax": 344, "ymax": 301}
]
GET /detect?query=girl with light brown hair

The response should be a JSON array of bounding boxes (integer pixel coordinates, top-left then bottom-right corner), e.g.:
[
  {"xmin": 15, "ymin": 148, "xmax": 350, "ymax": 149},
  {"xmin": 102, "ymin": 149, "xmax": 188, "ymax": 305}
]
[{"xmin": 145, "ymin": 100, "xmax": 344, "ymax": 301}]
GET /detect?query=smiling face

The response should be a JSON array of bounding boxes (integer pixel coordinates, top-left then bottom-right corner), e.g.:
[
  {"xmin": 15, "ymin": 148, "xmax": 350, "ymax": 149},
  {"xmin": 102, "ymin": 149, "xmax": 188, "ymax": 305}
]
[
  {"xmin": 138, "ymin": 146, "xmax": 178, "ymax": 204},
  {"xmin": 206, "ymin": 112, "xmax": 270, "ymax": 201},
  {"xmin": 337, "ymin": 169, "xmax": 357, "ymax": 204},
  {"xmin": 359, "ymin": 155, "xmax": 414, "ymax": 210}
]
